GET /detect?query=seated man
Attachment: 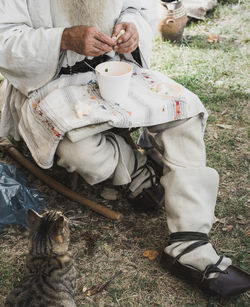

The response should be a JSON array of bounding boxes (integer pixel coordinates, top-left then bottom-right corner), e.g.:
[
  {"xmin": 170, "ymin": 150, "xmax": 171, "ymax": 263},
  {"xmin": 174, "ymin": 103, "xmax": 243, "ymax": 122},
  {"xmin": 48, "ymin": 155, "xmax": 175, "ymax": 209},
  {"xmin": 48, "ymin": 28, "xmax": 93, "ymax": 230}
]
[{"xmin": 0, "ymin": 0, "xmax": 249, "ymax": 296}]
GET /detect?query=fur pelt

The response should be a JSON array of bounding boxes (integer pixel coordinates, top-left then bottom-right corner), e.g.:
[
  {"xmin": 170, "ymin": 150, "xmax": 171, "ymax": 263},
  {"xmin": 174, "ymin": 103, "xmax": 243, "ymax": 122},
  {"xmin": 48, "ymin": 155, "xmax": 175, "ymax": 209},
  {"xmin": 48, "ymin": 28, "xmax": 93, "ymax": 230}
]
[{"xmin": 61, "ymin": 0, "xmax": 123, "ymax": 35}]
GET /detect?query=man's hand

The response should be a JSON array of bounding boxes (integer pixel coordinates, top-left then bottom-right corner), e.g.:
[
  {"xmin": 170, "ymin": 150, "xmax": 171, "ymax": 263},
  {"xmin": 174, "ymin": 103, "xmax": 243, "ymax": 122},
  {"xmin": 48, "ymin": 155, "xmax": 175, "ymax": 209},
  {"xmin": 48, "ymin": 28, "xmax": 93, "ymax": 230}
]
[
  {"xmin": 112, "ymin": 23, "xmax": 139, "ymax": 54},
  {"xmin": 61, "ymin": 26, "xmax": 115, "ymax": 57}
]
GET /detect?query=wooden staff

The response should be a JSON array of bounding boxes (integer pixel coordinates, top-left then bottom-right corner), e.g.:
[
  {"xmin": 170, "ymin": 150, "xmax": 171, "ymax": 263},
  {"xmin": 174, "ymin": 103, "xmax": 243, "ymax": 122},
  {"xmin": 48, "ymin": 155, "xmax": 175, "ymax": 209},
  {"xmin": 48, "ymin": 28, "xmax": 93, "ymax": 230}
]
[{"xmin": 7, "ymin": 145, "xmax": 123, "ymax": 221}]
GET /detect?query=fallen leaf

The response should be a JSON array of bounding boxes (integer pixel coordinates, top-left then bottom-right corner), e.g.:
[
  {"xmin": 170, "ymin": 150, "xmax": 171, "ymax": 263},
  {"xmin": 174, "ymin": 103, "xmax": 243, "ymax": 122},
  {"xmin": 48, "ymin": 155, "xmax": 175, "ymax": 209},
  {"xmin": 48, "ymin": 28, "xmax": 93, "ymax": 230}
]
[
  {"xmin": 0, "ymin": 137, "xmax": 11, "ymax": 148},
  {"xmin": 218, "ymin": 116, "xmax": 224, "ymax": 124},
  {"xmin": 235, "ymin": 137, "xmax": 244, "ymax": 143},
  {"xmin": 143, "ymin": 250, "xmax": 159, "ymax": 260},
  {"xmin": 216, "ymin": 124, "xmax": 232, "ymax": 129},
  {"xmin": 83, "ymin": 284, "xmax": 106, "ymax": 296},
  {"xmin": 237, "ymin": 215, "xmax": 244, "ymax": 220},
  {"xmin": 83, "ymin": 271, "xmax": 123, "ymax": 296},
  {"xmin": 207, "ymin": 34, "xmax": 219, "ymax": 43},
  {"xmin": 213, "ymin": 216, "xmax": 226, "ymax": 224},
  {"xmin": 100, "ymin": 188, "xmax": 119, "ymax": 200},
  {"xmin": 238, "ymin": 220, "xmax": 247, "ymax": 225},
  {"xmin": 222, "ymin": 225, "xmax": 233, "ymax": 232},
  {"xmin": 213, "ymin": 216, "xmax": 220, "ymax": 223},
  {"xmin": 236, "ymin": 215, "xmax": 247, "ymax": 224},
  {"xmin": 99, "ymin": 226, "xmax": 112, "ymax": 230}
]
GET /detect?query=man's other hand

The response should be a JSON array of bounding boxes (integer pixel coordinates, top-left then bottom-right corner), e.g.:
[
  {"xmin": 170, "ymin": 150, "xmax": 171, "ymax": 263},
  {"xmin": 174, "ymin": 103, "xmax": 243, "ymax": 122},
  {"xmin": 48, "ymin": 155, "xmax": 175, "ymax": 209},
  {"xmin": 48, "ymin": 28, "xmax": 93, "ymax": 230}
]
[
  {"xmin": 61, "ymin": 26, "xmax": 115, "ymax": 57},
  {"xmin": 112, "ymin": 23, "xmax": 139, "ymax": 54}
]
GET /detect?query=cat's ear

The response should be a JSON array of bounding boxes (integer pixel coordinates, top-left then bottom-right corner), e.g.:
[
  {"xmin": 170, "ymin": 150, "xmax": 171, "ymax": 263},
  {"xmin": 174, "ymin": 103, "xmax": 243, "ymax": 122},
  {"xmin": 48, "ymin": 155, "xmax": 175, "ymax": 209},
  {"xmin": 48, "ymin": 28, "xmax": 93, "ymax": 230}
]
[
  {"xmin": 27, "ymin": 209, "xmax": 42, "ymax": 228},
  {"xmin": 52, "ymin": 216, "xmax": 64, "ymax": 235}
]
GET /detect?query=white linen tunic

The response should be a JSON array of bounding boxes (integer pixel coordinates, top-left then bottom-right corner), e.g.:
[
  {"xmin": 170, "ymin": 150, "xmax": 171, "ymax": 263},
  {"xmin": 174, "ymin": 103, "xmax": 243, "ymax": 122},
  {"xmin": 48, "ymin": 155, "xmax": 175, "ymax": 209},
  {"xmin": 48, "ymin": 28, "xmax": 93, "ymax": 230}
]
[{"xmin": 0, "ymin": 0, "xmax": 207, "ymax": 168}]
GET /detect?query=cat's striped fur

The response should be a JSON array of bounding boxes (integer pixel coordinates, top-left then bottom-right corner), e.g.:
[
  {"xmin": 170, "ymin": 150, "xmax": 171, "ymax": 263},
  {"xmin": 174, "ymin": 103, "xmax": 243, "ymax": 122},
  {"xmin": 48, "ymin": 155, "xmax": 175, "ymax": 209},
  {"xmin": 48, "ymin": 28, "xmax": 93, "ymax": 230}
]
[{"xmin": 5, "ymin": 210, "xmax": 76, "ymax": 307}]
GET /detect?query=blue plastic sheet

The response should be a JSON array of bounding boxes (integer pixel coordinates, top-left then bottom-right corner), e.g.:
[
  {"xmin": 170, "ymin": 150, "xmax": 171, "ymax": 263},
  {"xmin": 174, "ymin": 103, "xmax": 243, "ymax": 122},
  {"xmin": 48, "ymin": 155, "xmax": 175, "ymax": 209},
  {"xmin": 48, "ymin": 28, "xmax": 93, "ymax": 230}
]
[{"xmin": 0, "ymin": 162, "xmax": 46, "ymax": 231}]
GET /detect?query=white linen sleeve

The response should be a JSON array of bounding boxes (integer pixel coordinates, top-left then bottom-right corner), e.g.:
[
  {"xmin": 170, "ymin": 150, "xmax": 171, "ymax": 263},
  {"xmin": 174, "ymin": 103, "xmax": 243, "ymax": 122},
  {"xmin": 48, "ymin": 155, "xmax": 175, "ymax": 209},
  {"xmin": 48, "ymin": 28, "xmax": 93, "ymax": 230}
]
[
  {"xmin": 116, "ymin": 0, "xmax": 160, "ymax": 68},
  {"xmin": 0, "ymin": 1, "xmax": 65, "ymax": 96}
]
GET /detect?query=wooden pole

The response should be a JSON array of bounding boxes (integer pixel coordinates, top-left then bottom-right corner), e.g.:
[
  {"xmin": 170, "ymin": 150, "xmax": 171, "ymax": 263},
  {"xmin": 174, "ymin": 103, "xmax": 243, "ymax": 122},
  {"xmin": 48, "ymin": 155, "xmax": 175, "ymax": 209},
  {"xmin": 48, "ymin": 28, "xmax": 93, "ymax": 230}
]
[{"xmin": 7, "ymin": 146, "xmax": 123, "ymax": 221}]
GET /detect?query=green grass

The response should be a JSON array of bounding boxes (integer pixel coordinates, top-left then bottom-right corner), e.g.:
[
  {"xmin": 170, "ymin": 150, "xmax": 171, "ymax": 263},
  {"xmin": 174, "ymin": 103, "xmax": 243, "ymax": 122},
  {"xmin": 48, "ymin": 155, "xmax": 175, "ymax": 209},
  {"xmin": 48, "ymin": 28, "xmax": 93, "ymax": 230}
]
[
  {"xmin": 1, "ymin": 1, "xmax": 250, "ymax": 306},
  {"xmin": 87, "ymin": 2, "xmax": 250, "ymax": 304}
]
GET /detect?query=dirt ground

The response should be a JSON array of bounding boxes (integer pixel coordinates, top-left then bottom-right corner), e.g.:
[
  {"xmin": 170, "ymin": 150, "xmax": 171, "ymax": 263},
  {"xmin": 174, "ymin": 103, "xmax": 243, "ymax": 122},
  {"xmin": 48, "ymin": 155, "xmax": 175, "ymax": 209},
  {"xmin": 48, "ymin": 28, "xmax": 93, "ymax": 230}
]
[
  {"xmin": 1, "ymin": 136, "xmax": 248, "ymax": 307},
  {"xmin": 0, "ymin": 145, "xmax": 239, "ymax": 307}
]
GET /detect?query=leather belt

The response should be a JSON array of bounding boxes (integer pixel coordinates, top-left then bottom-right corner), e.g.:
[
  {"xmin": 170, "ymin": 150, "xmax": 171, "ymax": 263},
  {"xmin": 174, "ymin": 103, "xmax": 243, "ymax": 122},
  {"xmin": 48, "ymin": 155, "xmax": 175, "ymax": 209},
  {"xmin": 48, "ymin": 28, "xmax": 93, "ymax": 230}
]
[{"xmin": 59, "ymin": 54, "xmax": 110, "ymax": 75}]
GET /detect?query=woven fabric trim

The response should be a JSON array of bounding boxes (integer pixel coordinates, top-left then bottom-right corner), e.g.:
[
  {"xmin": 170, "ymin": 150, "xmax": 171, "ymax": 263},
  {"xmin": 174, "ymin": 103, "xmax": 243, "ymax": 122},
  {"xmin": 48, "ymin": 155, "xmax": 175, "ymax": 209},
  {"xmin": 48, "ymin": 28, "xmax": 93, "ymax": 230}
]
[{"xmin": 166, "ymin": 6, "xmax": 186, "ymax": 18}]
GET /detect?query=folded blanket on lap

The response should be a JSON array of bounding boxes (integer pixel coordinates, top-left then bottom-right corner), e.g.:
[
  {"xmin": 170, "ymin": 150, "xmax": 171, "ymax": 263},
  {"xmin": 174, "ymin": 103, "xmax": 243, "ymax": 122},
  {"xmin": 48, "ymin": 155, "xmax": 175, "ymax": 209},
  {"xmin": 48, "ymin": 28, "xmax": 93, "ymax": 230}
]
[{"xmin": 18, "ymin": 63, "xmax": 207, "ymax": 169}]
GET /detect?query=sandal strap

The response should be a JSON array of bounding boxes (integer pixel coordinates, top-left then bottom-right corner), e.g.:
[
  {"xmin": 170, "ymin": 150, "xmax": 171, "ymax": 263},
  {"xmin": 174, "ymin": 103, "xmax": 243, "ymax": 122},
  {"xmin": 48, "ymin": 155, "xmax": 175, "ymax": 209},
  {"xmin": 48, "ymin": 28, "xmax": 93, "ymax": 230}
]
[
  {"xmin": 139, "ymin": 163, "xmax": 156, "ymax": 186},
  {"xmin": 174, "ymin": 240, "xmax": 209, "ymax": 262},
  {"xmin": 202, "ymin": 256, "xmax": 225, "ymax": 280},
  {"xmin": 131, "ymin": 150, "xmax": 139, "ymax": 177},
  {"xmin": 169, "ymin": 232, "xmax": 226, "ymax": 278},
  {"xmin": 170, "ymin": 232, "xmax": 210, "ymax": 262},
  {"xmin": 169, "ymin": 231, "xmax": 209, "ymax": 244},
  {"xmin": 130, "ymin": 158, "xmax": 157, "ymax": 186}
]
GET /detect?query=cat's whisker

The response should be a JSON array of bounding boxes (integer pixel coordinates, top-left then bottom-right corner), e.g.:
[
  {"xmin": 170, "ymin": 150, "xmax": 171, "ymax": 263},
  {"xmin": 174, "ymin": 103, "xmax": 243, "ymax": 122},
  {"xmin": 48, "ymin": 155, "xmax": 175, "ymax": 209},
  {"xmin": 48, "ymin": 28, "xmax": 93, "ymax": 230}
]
[
  {"xmin": 64, "ymin": 210, "xmax": 76, "ymax": 216},
  {"xmin": 68, "ymin": 216, "xmax": 85, "ymax": 220},
  {"xmin": 69, "ymin": 220, "xmax": 86, "ymax": 226},
  {"xmin": 68, "ymin": 218, "xmax": 85, "ymax": 223},
  {"xmin": 71, "ymin": 223, "xmax": 86, "ymax": 226}
]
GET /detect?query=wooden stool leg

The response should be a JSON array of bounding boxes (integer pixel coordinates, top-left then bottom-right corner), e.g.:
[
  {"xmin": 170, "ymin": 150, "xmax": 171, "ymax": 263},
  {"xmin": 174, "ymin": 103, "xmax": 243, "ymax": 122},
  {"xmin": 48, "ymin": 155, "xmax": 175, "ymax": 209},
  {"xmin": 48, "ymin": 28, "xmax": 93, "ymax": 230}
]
[
  {"xmin": 71, "ymin": 172, "xmax": 79, "ymax": 191},
  {"xmin": 16, "ymin": 139, "xmax": 24, "ymax": 150}
]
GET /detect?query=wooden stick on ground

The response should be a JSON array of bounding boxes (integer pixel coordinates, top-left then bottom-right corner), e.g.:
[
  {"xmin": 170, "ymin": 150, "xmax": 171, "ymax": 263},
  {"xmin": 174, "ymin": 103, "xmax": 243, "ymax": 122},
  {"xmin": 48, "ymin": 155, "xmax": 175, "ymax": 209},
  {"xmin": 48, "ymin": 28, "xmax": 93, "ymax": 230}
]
[{"xmin": 7, "ymin": 145, "xmax": 123, "ymax": 221}]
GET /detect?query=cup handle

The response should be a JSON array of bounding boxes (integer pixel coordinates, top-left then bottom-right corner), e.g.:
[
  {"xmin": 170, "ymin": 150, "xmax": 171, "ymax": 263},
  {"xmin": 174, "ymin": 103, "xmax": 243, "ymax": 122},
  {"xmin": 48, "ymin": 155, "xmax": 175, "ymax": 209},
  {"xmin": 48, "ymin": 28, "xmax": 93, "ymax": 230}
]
[{"xmin": 166, "ymin": 19, "xmax": 175, "ymax": 24}]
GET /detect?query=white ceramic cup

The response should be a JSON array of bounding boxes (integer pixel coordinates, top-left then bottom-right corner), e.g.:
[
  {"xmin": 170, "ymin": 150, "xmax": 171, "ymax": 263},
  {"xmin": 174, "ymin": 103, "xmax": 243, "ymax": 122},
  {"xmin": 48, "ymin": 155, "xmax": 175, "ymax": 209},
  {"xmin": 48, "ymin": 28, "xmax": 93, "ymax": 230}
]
[{"xmin": 95, "ymin": 61, "xmax": 133, "ymax": 104}]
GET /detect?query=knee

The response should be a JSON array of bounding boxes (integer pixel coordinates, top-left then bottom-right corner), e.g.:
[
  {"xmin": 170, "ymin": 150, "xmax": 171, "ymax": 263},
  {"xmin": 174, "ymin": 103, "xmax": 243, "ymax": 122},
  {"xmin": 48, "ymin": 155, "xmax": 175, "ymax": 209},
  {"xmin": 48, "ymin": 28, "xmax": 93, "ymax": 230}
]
[
  {"xmin": 56, "ymin": 134, "xmax": 118, "ymax": 185},
  {"xmin": 56, "ymin": 135, "xmax": 101, "ymax": 173}
]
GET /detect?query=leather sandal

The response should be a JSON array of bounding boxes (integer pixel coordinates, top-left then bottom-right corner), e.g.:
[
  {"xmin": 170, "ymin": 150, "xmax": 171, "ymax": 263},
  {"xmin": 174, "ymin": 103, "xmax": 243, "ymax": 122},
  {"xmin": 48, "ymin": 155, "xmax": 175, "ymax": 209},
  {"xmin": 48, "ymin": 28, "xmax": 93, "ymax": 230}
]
[
  {"xmin": 161, "ymin": 232, "xmax": 250, "ymax": 296},
  {"xmin": 126, "ymin": 159, "xmax": 165, "ymax": 211},
  {"xmin": 128, "ymin": 180, "xmax": 165, "ymax": 211}
]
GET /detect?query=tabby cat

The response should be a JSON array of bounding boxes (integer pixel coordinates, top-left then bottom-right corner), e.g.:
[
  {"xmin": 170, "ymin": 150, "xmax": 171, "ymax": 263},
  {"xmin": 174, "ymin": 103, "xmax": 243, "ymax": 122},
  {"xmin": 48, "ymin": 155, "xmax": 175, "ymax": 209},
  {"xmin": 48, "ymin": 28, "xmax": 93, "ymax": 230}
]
[{"xmin": 5, "ymin": 210, "xmax": 76, "ymax": 307}]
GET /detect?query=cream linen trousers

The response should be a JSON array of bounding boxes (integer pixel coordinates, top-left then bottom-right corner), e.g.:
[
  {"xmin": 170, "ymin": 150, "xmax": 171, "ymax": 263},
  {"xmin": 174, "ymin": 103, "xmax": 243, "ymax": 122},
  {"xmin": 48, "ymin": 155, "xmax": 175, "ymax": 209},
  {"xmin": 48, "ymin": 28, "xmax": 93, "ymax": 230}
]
[{"xmin": 57, "ymin": 115, "xmax": 231, "ymax": 275}]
